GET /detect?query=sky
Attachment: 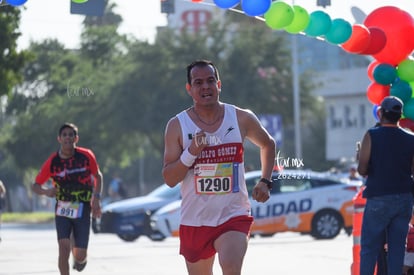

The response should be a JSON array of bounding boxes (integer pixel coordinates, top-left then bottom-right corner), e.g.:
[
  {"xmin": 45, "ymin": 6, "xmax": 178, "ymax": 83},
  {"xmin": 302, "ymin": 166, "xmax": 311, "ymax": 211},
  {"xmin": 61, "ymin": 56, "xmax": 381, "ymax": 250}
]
[
  {"xmin": 17, "ymin": 0, "xmax": 168, "ymax": 49},
  {"xmin": 14, "ymin": 0, "xmax": 414, "ymax": 50}
]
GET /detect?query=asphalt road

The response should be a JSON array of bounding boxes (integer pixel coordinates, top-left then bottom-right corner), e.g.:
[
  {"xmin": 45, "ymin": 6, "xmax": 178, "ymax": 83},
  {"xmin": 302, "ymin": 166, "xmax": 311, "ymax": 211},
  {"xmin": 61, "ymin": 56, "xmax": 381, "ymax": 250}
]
[{"xmin": 0, "ymin": 223, "xmax": 354, "ymax": 275}]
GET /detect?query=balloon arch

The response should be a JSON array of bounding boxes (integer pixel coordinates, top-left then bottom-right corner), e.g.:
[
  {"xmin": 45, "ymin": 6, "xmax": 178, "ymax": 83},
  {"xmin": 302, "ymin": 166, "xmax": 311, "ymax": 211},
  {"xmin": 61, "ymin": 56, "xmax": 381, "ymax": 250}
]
[{"xmin": 4, "ymin": 0, "xmax": 414, "ymax": 128}]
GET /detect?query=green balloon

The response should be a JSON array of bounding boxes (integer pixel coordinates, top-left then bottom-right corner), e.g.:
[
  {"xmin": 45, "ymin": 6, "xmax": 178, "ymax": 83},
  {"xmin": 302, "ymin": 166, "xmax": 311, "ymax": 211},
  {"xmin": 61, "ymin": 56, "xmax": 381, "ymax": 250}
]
[
  {"xmin": 397, "ymin": 59, "xmax": 414, "ymax": 83},
  {"xmin": 304, "ymin": 10, "xmax": 331, "ymax": 37},
  {"xmin": 264, "ymin": 1, "xmax": 294, "ymax": 30},
  {"xmin": 72, "ymin": 0, "xmax": 88, "ymax": 3},
  {"xmin": 284, "ymin": 5, "xmax": 310, "ymax": 34},
  {"xmin": 325, "ymin": 18, "xmax": 352, "ymax": 45}
]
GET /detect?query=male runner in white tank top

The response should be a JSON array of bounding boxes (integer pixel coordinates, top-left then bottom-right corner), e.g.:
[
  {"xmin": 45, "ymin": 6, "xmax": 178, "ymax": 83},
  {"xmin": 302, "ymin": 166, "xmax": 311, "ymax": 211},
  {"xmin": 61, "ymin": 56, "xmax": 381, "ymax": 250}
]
[{"xmin": 162, "ymin": 60, "xmax": 276, "ymax": 275}]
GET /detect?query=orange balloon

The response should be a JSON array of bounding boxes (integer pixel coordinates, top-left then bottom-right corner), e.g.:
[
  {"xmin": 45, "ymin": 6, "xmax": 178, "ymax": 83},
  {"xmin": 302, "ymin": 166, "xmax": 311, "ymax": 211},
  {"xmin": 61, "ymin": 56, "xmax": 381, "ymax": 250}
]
[
  {"xmin": 366, "ymin": 82, "xmax": 390, "ymax": 105},
  {"xmin": 341, "ymin": 24, "xmax": 370, "ymax": 54},
  {"xmin": 360, "ymin": 27, "xmax": 387, "ymax": 55}
]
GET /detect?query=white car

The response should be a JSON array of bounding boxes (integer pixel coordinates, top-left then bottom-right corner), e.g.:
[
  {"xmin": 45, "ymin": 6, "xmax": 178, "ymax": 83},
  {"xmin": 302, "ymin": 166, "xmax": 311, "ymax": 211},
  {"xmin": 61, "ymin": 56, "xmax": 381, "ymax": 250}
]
[{"xmin": 150, "ymin": 169, "xmax": 359, "ymax": 240}]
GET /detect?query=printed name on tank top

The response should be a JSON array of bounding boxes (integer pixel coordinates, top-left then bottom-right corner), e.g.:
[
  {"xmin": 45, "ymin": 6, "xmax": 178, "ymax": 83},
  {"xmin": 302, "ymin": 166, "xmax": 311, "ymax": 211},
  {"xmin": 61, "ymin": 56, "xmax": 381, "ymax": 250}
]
[{"xmin": 195, "ymin": 142, "xmax": 243, "ymax": 164}]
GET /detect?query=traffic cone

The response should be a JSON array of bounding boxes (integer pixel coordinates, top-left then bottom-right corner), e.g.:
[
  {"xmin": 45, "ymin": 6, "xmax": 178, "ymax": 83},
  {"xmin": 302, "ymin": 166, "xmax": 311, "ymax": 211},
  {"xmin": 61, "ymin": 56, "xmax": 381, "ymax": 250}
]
[{"xmin": 351, "ymin": 186, "xmax": 366, "ymax": 275}]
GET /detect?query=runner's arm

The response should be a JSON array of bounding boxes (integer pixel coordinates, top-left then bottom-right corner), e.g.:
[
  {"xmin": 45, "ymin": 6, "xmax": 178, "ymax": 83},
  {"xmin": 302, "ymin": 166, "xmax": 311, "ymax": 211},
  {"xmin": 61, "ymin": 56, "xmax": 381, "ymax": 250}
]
[
  {"xmin": 162, "ymin": 117, "xmax": 191, "ymax": 187},
  {"xmin": 93, "ymin": 170, "xmax": 103, "ymax": 198},
  {"xmin": 91, "ymin": 169, "xmax": 103, "ymax": 218},
  {"xmin": 32, "ymin": 182, "xmax": 56, "ymax": 198},
  {"xmin": 238, "ymin": 108, "xmax": 276, "ymax": 202}
]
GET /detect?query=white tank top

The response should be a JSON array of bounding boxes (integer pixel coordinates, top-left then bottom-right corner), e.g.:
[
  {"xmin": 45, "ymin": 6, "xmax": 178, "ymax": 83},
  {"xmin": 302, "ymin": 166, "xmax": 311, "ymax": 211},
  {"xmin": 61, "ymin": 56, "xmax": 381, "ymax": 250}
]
[{"xmin": 177, "ymin": 103, "xmax": 251, "ymax": 227}]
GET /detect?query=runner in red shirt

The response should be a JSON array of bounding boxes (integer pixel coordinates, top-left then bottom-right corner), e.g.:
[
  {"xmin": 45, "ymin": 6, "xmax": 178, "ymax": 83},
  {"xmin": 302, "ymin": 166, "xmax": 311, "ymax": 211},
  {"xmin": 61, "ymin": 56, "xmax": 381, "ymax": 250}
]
[{"xmin": 32, "ymin": 123, "xmax": 103, "ymax": 275}]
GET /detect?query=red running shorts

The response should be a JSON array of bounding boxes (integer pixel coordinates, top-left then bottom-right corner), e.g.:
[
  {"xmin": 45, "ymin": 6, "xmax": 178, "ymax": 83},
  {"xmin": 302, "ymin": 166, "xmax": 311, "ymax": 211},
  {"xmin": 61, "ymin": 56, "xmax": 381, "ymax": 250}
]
[{"xmin": 179, "ymin": 215, "xmax": 254, "ymax": 263}]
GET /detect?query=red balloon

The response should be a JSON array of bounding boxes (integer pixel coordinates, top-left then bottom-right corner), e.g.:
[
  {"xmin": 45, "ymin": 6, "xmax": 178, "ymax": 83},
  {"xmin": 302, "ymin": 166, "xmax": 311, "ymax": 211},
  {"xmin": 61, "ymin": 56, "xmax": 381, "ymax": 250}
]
[
  {"xmin": 366, "ymin": 82, "xmax": 390, "ymax": 105},
  {"xmin": 341, "ymin": 24, "xmax": 370, "ymax": 54},
  {"xmin": 359, "ymin": 27, "xmax": 386, "ymax": 55},
  {"xmin": 364, "ymin": 6, "xmax": 414, "ymax": 65},
  {"xmin": 399, "ymin": 118, "xmax": 414, "ymax": 132},
  {"xmin": 367, "ymin": 60, "xmax": 380, "ymax": 82},
  {"xmin": 410, "ymin": 23, "xmax": 414, "ymax": 54}
]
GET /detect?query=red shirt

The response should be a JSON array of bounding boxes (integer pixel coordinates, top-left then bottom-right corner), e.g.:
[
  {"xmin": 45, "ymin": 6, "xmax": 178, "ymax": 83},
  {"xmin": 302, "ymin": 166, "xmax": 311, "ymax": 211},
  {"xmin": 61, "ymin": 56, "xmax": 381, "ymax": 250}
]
[{"xmin": 35, "ymin": 147, "xmax": 99, "ymax": 202}]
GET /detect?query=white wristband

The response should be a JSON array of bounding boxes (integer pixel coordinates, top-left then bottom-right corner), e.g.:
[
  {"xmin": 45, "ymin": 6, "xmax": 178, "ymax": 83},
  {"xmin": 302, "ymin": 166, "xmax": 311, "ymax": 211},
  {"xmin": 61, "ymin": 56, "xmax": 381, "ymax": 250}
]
[{"xmin": 180, "ymin": 148, "xmax": 197, "ymax": 167}]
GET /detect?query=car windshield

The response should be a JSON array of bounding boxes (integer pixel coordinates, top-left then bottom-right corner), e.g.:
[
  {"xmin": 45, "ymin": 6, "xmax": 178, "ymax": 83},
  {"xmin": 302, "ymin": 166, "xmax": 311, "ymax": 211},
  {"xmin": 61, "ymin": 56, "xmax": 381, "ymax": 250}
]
[{"xmin": 147, "ymin": 184, "xmax": 180, "ymax": 199}]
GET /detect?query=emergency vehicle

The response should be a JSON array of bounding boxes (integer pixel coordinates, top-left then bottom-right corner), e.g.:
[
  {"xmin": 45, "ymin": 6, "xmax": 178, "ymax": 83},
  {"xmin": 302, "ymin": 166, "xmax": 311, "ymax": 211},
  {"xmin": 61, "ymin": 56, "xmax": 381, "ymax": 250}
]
[{"xmin": 150, "ymin": 169, "xmax": 360, "ymax": 240}]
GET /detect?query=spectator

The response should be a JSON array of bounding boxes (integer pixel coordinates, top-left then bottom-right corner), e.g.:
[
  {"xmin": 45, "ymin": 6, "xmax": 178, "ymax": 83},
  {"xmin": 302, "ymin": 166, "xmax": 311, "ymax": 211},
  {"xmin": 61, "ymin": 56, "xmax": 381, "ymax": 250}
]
[
  {"xmin": 348, "ymin": 165, "xmax": 362, "ymax": 181},
  {"xmin": 357, "ymin": 96, "xmax": 414, "ymax": 275},
  {"xmin": 107, "ymin": 173, "xmax": 125, "ymax": 202}
]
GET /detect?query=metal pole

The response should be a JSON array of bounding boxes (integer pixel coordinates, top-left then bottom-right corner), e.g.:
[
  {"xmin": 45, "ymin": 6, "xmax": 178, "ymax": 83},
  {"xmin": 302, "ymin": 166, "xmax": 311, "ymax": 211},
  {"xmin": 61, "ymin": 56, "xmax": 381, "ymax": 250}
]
[
  {"xmin": 291, "ymin": 33, "xmax": 302, "ymax": 159},
  {"xmin": 139, "ymin": 154, "xmax": 144, "ymax": 194}
]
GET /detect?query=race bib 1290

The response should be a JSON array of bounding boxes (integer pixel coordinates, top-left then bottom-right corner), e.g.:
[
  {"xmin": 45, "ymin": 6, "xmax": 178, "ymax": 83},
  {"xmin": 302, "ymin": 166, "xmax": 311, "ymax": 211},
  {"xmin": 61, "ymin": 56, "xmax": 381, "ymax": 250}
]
[{"xmin": 194, "ymin": 163, "xmax": 240, "ymax": 195}]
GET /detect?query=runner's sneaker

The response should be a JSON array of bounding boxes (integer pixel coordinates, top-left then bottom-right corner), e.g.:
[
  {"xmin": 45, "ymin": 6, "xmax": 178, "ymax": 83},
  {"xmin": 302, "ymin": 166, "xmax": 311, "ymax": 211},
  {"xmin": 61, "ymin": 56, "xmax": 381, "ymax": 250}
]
[{"xmin": 73, "ymin": 260, "xmax": 87, "ymax": 272}]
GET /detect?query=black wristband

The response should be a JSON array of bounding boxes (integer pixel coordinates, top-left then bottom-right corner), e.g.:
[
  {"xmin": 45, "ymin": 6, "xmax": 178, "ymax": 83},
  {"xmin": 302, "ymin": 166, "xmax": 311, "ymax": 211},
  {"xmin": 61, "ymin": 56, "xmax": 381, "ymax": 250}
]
[{"xmin": 260, "ymin": 178, "xmax": 273, "ymax": 190}]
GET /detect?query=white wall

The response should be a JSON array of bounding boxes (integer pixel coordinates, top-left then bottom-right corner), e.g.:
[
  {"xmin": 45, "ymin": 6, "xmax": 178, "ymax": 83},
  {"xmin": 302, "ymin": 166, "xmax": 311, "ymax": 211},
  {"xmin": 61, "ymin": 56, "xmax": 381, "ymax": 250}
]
[
  {"xmin": 313, "ymin": 68, "xmax": 377, "ymax": 161},
  {"xmin": 166, "ymin": 0, "xmax": 224, "ymax": 33}
]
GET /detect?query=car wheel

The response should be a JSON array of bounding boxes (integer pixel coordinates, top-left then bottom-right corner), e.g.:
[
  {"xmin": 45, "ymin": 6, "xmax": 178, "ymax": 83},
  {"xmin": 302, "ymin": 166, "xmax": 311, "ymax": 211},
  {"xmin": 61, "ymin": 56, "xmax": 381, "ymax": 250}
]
[
  {"xmin": 149, "ymin": 231, "xmax": 166, "ymax": 242},
  {"xmin": 91, "ymin": 218, "xmax": 99, "ymax": 234},
  {"xmin": 259, "ymin": 233, "xmax": 275, "ymax": 238},
  {"xmin": 311, "ymin": 210, "xmax": 343, "ymax": 239},
  {"xmin": 117, "ymin": 233, "xmax": 140, "ymax": 242},
  {"xmin": 344, "ymin": 226, "xmax": 353, "ymax": 236}
]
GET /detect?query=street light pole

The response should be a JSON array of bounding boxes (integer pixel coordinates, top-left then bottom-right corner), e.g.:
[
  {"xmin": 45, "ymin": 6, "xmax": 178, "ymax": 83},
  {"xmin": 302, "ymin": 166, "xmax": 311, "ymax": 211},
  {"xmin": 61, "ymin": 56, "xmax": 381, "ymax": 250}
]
[{"xmin": 291, "ymin": 33, "xmax": 302, "ymax": 159}]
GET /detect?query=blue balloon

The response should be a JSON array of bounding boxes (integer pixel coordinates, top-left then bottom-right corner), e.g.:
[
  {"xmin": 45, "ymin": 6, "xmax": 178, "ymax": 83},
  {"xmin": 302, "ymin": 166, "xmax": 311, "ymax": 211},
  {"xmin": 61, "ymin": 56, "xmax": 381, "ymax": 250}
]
[
  {"xmin": 214, "ymin": 0, "xmax": 239, "ymax": 9},
  {"xmin": 241, "ymin": 0, "xmax": 271, "ymax": 17},
  {"xmin": 373, "ymin": 105, "xmax": 380, "ymax": 121},
  {"xmin": 6, "ymin": 0, "xmax": 27, "ymax": 6}
]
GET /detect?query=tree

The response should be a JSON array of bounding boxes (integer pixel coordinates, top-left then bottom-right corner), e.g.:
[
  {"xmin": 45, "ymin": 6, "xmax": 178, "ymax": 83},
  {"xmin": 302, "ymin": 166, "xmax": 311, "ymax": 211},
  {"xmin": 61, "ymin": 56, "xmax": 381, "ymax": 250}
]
[
  {"xmin": 1, "ymin": 5, "xmax": 328, "ymax": 194},
  {"xmin": 80, "ymin": 1, "xmax": 125, "ymax": 65},
  {"xmin": 0, "ymin": 5, "xmax": 31, "ymax": 97}
]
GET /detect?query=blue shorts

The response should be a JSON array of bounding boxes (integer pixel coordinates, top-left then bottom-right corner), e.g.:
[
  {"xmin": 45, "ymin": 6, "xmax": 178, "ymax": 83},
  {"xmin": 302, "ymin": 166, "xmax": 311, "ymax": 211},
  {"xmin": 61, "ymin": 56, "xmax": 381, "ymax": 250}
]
[{"xmin": 55, "ymin": 202, "xmax": 91, "ymax": 249}]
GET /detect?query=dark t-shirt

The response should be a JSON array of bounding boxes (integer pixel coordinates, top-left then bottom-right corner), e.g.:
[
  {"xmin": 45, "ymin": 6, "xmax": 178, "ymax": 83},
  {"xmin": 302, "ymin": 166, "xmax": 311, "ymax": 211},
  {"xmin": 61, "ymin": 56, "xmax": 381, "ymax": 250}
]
[{"xmin": 35, "ymin": 147, "xmax": 99, "ymax": 202}]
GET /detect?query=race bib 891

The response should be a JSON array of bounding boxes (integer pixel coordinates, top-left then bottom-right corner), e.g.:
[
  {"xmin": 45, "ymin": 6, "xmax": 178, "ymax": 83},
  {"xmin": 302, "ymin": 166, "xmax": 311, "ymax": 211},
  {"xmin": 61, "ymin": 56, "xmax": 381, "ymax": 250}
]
[{"xmin": 56, "ymin": 201, "xmax": 84, "ymax": 219}]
